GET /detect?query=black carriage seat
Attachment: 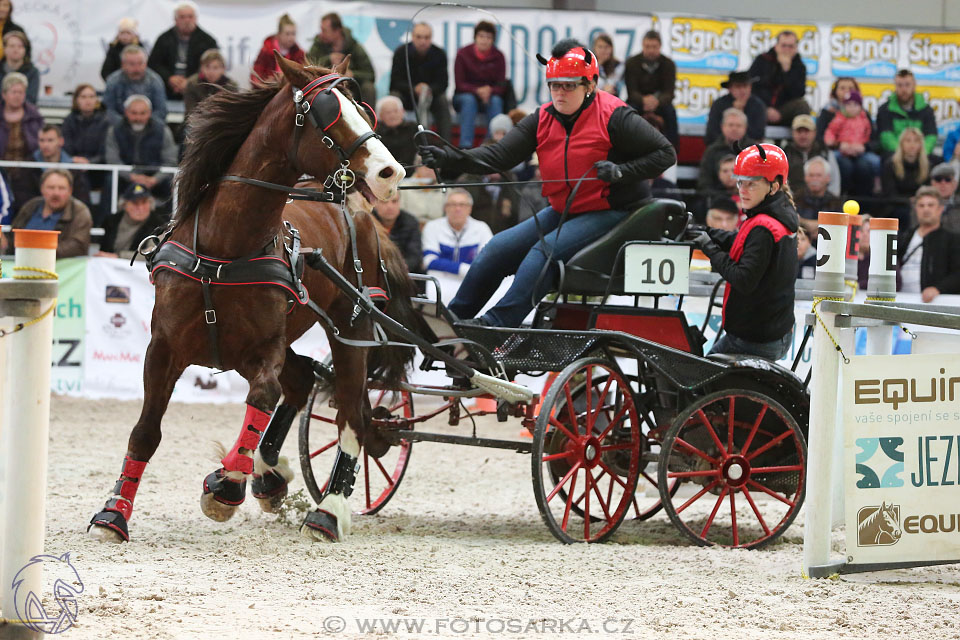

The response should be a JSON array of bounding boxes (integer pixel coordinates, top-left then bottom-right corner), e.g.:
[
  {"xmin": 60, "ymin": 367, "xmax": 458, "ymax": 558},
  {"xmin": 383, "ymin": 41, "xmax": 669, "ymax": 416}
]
[{"xmin": 558, "ymin": 198, "xmax": 688, "ymax": 297}]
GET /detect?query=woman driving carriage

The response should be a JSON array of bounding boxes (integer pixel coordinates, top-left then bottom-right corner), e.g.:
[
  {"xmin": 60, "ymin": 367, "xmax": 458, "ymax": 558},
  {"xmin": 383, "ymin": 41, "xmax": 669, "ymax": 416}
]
[
  {"xmin": 688, "ymin": 143, "xmax": 800, "ymax": 361},
  {"xmin": 419, "ymin": 38, "xmax": 676, "ymax": 327}
]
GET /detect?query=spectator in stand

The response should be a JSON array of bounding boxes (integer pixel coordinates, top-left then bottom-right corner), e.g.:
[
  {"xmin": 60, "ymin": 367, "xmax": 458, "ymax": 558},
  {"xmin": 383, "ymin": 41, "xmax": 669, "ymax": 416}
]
[
  {"xmin": 794, "ymin": 156, "xmax": 841, "ymax": 236},
  {"xmin": 922, "ymin": 163, "xmax": 960, "ymax": 232},
  {"xmin": 623, "ymin": 30, "xmax": 677, "ymax": 145},
  {"xmin": 62, "ymin": 84, "xmax": 110, "ymax": 219},
  {"xmin": 592, "ymin": 33, "xmax": 623, "ymax": 98},
  {"xmin": 251, "ymin": 14, "xmax": 306, "ymax": 85},
  {"xmin": 7, "ymin": 169, "xmax": 92, "ymax": 258},
  {"xmin": 388, "ymin": 22, "xmax": 450, "ymax": 141},
  {"xmin": 375, "ymin": 95, "xmax": 418, "ymax": 167},
  {"xmin": 453, "ymin": 21, "xmax": 506, "ymax": 149},
  {"xmin": 876, "ymin": 69, "xmax": 938, "ymax": 158},
  {"xmin": 705, "ymin": 198, "xmax": 739, "ymax": 231},
  {"xmin": 783, "ymin": 114, "xmax": 838, "ymax": 195},
  {"xmin": 31, "ymin": 124, "xmax": 90, "ymax": 206},
  {"xmin": 748, "ymin": 30, "xmax": 811, "ymax": 127},
  {"xmin": 101, "ymin": 18, "xmax": 141, "ymax": 81},
  {"xmin": 944, "ymin": 126, "xmax": 960, "ymax": 164},
  {"xmin": 897, "ymin": 185, "xmax": 960, "ymax": 302},
  {"xmin": 148, "ymin": 1, "xmax": 218, "ymax": 101},
  {"xmin": 309, "ymin": 13, "xmax": 375, "ymax": 103},
  {"xmin": 882, "ymin": 127, "xmax": 935, "ymax": 228},
  {"xmin": 422, "ymin": 188, "xmax": 492, "ymax": 278},
  {"xmin": 487, "ymin": 113, "xmax": 513, "ymax": 143},
  {"xmin": 698, "ymin": 108, "xmax": 754, "ymax": 193},
  {"xmin": 96, "ymin": 183, "xmax": 170, "ymax": 258},
  {"xmin": 796, "ymin": 226, "xmax": 816, "ymax": 279},
  {"xmin": 816, "ymin": 77, "xmax": 862, "ymax": 142},
  {"xmin": 0, "ymin": 1, "xmax": 28, "ymax": 59},
  {"xmin": 401, "ymin": 156, "xmax": 445, "ymax": 224},
  {"xmin": 104, "ymin": 45, "xmax": 168, "ymax": 123},
  {"xmin": 0, "ymin": 72, "xmax": 41, "ymax": 213},
  {"xmin": 184, "ymin": 49, "xmax": 237, "ymax": 119},
  {"xmin": 823, "ymin": 90, "xmax": 880, "ymax": 197},
  {"xmin": 104, "ymin": 95, "xmax": 178, "ymax": 202},
  {"xmin": 705, "ymin": 71, "xmax": 766, "ymax": 146},
  {"xmin": 857, "ymin": 214, "xmax": 871, "ymax": 289},
  {"xmin": 0, "ymin": 170, "xmax": 13, "ymax": 227},
  {"xmin": 0, "ymin": 31, "xmax": 36, "ymax": 104},
  {"xmin": 372, "ymin": 192, "xmax": 421, "ymax": 272}
]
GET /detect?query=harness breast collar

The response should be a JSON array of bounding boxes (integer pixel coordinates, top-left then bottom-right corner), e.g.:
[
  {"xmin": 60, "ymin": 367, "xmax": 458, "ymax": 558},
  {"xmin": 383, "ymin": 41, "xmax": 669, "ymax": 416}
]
[{"xmin": 138, "ymin": 73, "xmax": 388, "ymax": 371}]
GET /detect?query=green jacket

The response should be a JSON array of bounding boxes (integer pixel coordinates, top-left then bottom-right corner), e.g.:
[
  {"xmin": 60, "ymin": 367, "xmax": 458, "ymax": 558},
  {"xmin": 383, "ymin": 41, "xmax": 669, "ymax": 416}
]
[
  {"xmin": 876, "ymin": 92, "xmax": 938, "ymax": 155},
  {"xmin": 307, "ymin": 27, "xmax": 375, "ymax": 88}
]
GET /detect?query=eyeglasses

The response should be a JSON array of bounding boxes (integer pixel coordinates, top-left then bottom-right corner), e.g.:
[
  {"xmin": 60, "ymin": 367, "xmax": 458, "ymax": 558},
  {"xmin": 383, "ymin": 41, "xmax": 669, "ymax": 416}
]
[
  {"xmin": 736, "ymin": 178, "xmax": 767, "ymax": 190},
  {"xmin": 548, "ymin": 81, "xmax": 584, "ymax": 93},
  {"xmin": 933, "ymin": 175, "xmax": 955, "ymax": 183}
]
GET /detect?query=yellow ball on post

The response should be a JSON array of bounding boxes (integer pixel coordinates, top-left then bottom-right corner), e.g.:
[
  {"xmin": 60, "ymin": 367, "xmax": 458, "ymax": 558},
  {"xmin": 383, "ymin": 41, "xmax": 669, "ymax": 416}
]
[{"xmin": 843, "ymin": 200, "xmax": 860, "ymax": 215}]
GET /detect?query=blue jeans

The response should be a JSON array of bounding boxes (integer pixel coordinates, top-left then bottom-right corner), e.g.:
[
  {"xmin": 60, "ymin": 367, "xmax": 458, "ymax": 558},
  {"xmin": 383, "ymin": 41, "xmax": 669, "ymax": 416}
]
[
  {"xmin": 448, "ymin": 206, "xmax": 629, "ymax": 327},
  {"xmin": 834, "ymin": 150, "xmax": 880, "ymax": 196},
  {"xmin": 709, "ymin": 330, "xmax": 793, "ymax": 361},
  {"xmin": 452, "ymin": 92, "xmax": 504, "ymax": 148}
]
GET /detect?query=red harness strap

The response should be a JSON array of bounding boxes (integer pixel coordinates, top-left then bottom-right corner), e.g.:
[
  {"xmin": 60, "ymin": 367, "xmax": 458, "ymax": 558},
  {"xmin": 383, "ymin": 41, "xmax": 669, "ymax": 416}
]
[
  {"xmin": 221, "ymin": 405, "xmax": 272, "ymax": 474},
  {"xmin": 104, "ymin": 456, "xmax": 148, "ymax": 521}
]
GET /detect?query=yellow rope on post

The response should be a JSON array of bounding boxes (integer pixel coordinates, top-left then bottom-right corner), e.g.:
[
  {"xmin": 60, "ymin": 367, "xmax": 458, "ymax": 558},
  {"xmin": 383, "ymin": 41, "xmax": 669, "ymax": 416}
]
[
  {"xmin": 812, "ymin": 296, "xmax": 850, "ymax": 364},
  {"xmin": 0, "ymin": 265, "xmax": 59, "ymax": 339},
  {"xmin": 865, "ymin": 296, "xmax": 917, "ymax": 340}
]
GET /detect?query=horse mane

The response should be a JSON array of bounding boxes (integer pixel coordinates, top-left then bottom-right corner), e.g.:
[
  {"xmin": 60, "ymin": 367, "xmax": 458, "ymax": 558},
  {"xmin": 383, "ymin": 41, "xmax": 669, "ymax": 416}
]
[{"xmin": 857, "ymin": 507, "xmax": 882, "ymax": 532}]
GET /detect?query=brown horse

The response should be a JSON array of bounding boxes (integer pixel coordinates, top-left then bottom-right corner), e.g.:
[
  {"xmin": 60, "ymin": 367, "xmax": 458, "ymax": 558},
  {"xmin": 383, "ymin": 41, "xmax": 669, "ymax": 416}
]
[{"xmin": 87, "ymin": 54, "xmax": 413, "ymax": 543}]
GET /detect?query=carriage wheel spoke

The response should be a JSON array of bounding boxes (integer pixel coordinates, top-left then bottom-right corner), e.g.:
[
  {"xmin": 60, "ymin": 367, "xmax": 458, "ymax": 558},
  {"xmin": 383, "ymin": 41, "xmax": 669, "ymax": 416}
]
[
  {"xmin": 745, "ymin": 430, "xmax": 793, "ymax": 461},
  {"xmin": 700, "ymin": 487, "xmax": 729, "ymax": 538},
  {"xmin": 584, "ymin": 367, "xmax": 593, "ymax": 427},
  {"xmin": 605, "ymin": 471, "xmax": 615, "ymax": 509},
  {"xmin": 546, "ymin": 460, "xmax": 582, "ymax": 503},
  {"xmin": 563, "ymin": 384, "xmax": 579, "ymax": 435},
  {"xmin": 740, "ymin": 404, "xmax": 769, "ymax": 454},
  {"xmin": 372, "ymin": 454, "xmax": 395, "ymax": 486},
  {"xmin": 542, "ymin": 451, "xmax": 574, "ymax": 462},
  {"xmin": 588, "ymin": 376, "xmax": 614, "ymax": 433},
  {"xmin": 673, "ymin": 436, "xmax": 719, "ymax": 465},
  {"xmin": 727, "ymin": 397, "xmax": 735, "ymax": 451},
  {"xmin": 675, "ymin": 479, "xmax": 721, "ymax": 514},
  {"xmin": 310, "ymin": 439, "xmax": 338, "ymax": 459},
  {"xmin": 729, "ymin": 490, "xmax": 739, "ymax": 547},
  {"xmin": 548, "ymin": 416, "xmax": 579, "ymax": 443},
  {"xmin": 561, "ymin": 470, "xmax": 579, "ymax": 532},
  {"xmin": 312, "ymin": 412, "xmax": 336, "ymax": 425},
  {"xmin": 363, "ymin": 450, "xmax": 372, "ymax": 508},
  {"xmin": 668, "ymin": 469, "xmax": 722, "ymax": 479},
  {"xmin": 750, "ymin": 464, "xmax": 804, "ymax": 474},
  {"xmin": 589, "ymin": 470, "xmax": 612, "ymax": 521},
  {"xmin": 639, "ymin": 470, "xmax": 659, "ymax": 488},
  {"xmin": 746, "ymin": 479, "xmax": 795, "ymax": 506},
  {"xmin": 599, "ymin": 442, "xmax": 634, "ymax": 452},
  {"xmin": 596, "ymin": 460, "xmax": 628, "ymax": 489},
  {"xmin": 596, "ymin": 401, "xmax": 629, "ymax": 442},
  {"xmin": 742, "ymin": 486, "xmax": 772, "ymax": 536},
  {"xmin": 698, "ymin": 409, "xmax": 727, "ymax": 454},
  {"xmin": 583, "ymin": 470, "xmax": 592, "ymax": 539}
]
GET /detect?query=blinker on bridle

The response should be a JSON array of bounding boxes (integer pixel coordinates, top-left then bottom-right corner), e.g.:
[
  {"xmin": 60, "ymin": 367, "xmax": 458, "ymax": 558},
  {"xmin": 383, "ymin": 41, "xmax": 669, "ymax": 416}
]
[{"xmin": 290, "ymin": 72, "xmax": 380, "ymax": 191}]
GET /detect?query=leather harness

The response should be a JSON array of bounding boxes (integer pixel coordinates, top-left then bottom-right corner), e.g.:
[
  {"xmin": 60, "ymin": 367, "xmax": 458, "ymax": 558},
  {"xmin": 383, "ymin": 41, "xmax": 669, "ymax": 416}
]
[{"xmin": 139, "ymin": 73, "xmax": 391, "ymax": 370}]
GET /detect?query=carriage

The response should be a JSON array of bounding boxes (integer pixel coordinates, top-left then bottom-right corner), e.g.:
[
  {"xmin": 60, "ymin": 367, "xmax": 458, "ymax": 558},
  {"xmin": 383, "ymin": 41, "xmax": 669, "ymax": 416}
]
[{"xmin": 298, "ymin": 198, "xmax": 810, "ymax": 548}]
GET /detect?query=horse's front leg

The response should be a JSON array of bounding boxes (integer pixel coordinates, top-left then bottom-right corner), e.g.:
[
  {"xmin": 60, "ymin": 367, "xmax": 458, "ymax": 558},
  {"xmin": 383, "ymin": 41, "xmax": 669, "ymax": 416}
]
[
  {"xmin": 300, "ymin": 338, "xmax": 369, "ymax": 543},
  {"xmin": 200, "ymin": 338, "xmax": 286, "ymax": 522}
]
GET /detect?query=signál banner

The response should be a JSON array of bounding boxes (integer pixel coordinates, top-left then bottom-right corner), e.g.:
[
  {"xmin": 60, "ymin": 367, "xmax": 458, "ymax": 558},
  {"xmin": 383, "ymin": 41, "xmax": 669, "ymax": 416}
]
[{"xmin": 843, "ymin": 353, "xmax": 960, "ymax": 566}]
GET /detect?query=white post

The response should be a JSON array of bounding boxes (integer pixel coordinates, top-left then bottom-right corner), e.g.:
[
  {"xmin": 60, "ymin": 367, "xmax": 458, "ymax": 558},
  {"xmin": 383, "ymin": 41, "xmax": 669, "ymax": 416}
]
[
  {"xmin": 803, "ymin": 211, "xmax": 849, "ymax": 576},
  {"xmin": 864, "ymin": 217, "xmax": 899, "ymax": 358},
  {"xmin": 0, "ymin": 257, "xmax": 7, "ymax": 599},
  {"xmin": 0, "ymin": 230, "xmax": 58, "ymax": 636}
]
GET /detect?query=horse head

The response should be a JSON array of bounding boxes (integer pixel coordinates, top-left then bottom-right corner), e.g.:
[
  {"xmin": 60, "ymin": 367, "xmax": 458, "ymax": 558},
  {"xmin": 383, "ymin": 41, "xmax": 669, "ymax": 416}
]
[
  {"xmin": 879, "ymin": 501, "xmax": 902, "ymax": 541},
  {"xmin": 275, "ymin": 53, "xmax": 405, "ymax": 212}
]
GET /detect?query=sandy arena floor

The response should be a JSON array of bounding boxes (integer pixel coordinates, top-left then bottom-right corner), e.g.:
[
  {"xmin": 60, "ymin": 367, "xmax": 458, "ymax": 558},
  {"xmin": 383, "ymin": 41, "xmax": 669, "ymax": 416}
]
[{"xmin": 9, "ymin": 395, "xmax": 960, "ymax": 639}]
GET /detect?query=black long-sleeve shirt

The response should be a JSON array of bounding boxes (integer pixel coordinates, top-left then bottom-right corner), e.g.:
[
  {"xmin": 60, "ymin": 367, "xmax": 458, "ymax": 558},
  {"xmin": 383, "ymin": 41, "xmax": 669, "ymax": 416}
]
[{"xmin": 389, "ymin": 44, "xmax": 449, "ymax": 111}]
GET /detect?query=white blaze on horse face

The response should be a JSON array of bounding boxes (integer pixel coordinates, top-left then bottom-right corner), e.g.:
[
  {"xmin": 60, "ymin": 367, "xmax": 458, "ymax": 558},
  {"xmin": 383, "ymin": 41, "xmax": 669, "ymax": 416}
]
[{"xmin": 333, "ymin": 89, "xmax": 405, "ymax": 200}]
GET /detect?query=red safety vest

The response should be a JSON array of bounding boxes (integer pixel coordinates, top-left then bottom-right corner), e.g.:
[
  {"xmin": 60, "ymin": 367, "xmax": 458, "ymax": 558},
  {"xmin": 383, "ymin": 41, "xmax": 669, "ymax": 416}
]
[
  {"xmin": 536, "ymin": 91, "xmax": 623, "ymax": 214},
  {"xmin": 723, "ymin": 213, "xmax": 792, "ymax": 324}
]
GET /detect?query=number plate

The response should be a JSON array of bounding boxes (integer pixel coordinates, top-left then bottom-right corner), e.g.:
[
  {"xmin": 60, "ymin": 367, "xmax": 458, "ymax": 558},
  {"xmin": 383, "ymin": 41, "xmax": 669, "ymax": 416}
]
[{"xmin": 623, "ymin": 243, "xmax": 690, "ymax": 295}]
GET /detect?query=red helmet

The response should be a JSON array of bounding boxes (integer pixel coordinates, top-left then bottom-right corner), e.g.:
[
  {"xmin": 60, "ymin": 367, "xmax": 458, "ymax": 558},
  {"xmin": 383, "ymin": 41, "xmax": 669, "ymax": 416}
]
[
  {"xmin": 545, "ymin": 47, "xmax": 599, "ymax": 83},
  {"xmin": 734, "ymin": 143, "xmax": 789, "ymax": 183}
]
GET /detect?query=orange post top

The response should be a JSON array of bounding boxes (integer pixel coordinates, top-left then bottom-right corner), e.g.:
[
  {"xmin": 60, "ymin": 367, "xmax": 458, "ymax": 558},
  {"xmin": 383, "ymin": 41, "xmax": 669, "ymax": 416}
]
[
  {"xmin": 845, "ymin": 214, "xmax": 862, "ymax": 225},
  {"xmin": 691, "ymin": 249, "xmax": 709, "ymax": 261},
  {"xmin": 13, "ymin": 229, "xmax": 60, "ymax": 250},
  {"xmin": 817, "ymin": 212, "xmax": 850, "ymax": 226},
  {"xmin": 868, "ymin": 218, "xmax": 899, "ymax": 231}
]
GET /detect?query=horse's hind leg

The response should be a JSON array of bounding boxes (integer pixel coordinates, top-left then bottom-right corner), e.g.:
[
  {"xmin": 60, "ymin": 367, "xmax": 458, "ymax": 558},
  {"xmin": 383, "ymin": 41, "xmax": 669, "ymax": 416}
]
[
  {"xmin": 88, "ymin": 336, "xmax": 185, "ymax": 542},
  {"xmin": 200, "ymin": 339, "xmax": 286, "ymax": 522},
  {"xmin": 251, "ymin": 349, "xmax": 316, "ymax": 513}
]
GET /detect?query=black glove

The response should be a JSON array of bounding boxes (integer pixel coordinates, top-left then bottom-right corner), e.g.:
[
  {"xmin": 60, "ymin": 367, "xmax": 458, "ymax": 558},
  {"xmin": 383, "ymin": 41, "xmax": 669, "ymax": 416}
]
[
  {"xmin": 419, "ymin": 145, "xmax": 450, "ymax": 169},
  {"xmin": 594, "ymin": 160, "xmax": 623, "ymax": 183},
  {"xmin": 687, "ymin": 230, "xmax": 715, "ymax": 252}
]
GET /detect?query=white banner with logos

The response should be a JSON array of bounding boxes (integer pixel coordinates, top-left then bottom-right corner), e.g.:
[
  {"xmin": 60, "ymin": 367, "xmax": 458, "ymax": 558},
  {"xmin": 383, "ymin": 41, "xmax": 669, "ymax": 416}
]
[
  {"xmin": 843, "ymin": 353, "xmax": 960, "ymax": 566},
  {"xmin": 13, "ymin": 1, "xmax": 960, "ymax": 136}
]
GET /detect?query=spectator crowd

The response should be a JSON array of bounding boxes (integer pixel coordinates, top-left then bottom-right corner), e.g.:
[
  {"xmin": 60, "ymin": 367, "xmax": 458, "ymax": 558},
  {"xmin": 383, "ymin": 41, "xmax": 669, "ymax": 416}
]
[{"xmin": 0, "ymin": 4, "xmax": 959, "ymax": 302}]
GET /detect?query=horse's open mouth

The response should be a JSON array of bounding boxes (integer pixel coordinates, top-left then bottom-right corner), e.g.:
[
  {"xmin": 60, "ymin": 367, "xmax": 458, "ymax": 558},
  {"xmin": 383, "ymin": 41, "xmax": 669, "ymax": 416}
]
[{"xmin": 354, "ymin": 177, "xmax": 378, "ymax": 206}]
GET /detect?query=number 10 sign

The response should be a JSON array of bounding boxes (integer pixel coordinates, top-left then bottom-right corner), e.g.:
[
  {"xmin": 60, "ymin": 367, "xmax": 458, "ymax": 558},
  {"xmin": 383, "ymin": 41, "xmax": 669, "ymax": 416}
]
[{"xmin": 623, "ymin": 242, "xmax": 690, "ymax": 295}]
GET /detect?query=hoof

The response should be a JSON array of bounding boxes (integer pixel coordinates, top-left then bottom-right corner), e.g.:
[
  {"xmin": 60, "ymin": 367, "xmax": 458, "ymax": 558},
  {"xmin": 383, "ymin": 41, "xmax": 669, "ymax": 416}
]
[
  {"xmin": 87, "ymin": 510, "xmax": 129, "ymax": 543},
  {"xmin": 300, "ymin": 509, "xmax": 340, "ymax": 542},
  {"xmin": 251, "ymin": 468, "xmax": 290, "ymax": 514},
  {"xmin": 201, "ymin": 469, "xmax": 246, "ymax": 522}
]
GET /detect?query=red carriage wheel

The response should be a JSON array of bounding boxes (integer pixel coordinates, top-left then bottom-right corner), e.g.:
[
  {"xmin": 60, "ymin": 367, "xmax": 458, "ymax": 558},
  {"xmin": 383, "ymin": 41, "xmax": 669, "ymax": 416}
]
[
  {"xmin": 298, "ymin": 380, "xmax": 413, "ymax": 515},
  {"xmin": 657, "ymin": 389, "xmax": 806, "ymax": 549},
  {"xmin": 532, "ymin": 358, "xmax": 640, "ymax": 543}
]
